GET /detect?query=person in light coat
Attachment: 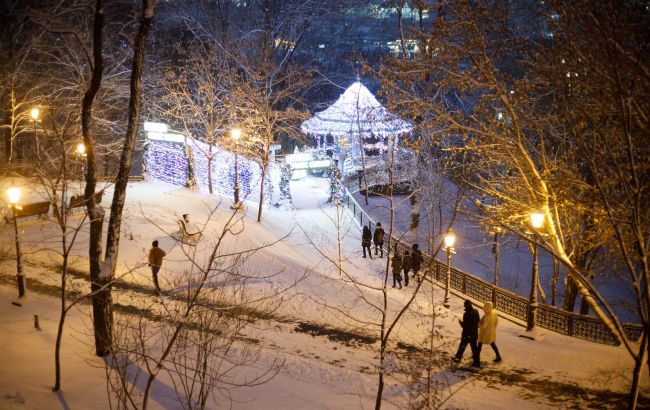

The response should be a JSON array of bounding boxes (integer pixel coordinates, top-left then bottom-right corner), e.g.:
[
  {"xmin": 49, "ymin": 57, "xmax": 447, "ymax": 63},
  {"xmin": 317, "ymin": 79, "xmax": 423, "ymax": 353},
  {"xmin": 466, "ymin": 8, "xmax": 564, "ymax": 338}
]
[{"xmin": 478, "ymin": 301, "xmax": 502, "ymax": 362}]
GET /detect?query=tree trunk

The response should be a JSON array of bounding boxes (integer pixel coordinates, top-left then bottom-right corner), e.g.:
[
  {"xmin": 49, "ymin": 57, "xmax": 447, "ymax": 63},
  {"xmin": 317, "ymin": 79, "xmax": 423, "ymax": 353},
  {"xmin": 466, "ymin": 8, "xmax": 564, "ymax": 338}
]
[
  {"xmin": 374, "ymin": 343, "xmax": 385, "ymax": 410},
  {"xmin": 54, "ymin": 283, "xmax": 66, "ymax": 391},
  {"xmin": 1, "ymin": 87, "xmax": 12, "ymax": 162},
  {"xmin": 551, "ymin": 257, "xmax": 559, "ymax": 306},
  {"xmin": 207, "ymin": 152, "xmax": 213, "ymax": 194},
  {"xmin": 408, "ymin": 192, "xmax": 420, "ymax": 240},
  {"xmin": 81, "ymin": 0, "xmax": 110, "ymax": 357},
  {"xmin": 105, "ymin": 0, "xmax": 155, "ymax": 289},
  {"xmin": 257, "ymin": 152, "xmax": 268, "ymax": 223},
  {"xmin": 358, "ymin": 133, "xmax": 369, "ymax": 205},
  {"xmin": 563, "ymin": 276, "xmax": 579, "ymax": 312},
  {"xmin": 628, "ymin": 329, "xmax": 648, "ymax": 410},
  {"xmin": 493, "ymin": 231, "xmax": 500, "ymax": 286}
]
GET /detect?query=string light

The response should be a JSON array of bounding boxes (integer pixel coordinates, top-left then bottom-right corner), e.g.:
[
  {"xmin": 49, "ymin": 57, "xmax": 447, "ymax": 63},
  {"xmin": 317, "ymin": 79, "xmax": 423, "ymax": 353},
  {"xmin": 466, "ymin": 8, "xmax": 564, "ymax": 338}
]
[
  {"xmin": 146, "ymin": 141, "xmax": 188, "ymax": 186},
  {"xmin": 146, "ymin": 136, "xmax": 280, "ymax": 204}
]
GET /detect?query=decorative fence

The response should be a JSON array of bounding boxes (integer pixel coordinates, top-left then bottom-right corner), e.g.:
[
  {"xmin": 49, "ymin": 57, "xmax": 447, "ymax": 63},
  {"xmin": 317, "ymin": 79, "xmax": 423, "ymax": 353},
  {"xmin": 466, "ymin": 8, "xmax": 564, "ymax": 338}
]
[{"xmin": 340, "ymin": 182, "xmax": 643, "ymax": 346}]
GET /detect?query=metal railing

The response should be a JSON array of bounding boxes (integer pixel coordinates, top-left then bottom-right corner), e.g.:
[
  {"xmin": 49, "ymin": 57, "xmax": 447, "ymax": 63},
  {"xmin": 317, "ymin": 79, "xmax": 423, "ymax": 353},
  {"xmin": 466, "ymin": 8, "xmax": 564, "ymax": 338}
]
[{"xmin": 340, "ymin": 181, "xmax": 642, "ymax": 346}]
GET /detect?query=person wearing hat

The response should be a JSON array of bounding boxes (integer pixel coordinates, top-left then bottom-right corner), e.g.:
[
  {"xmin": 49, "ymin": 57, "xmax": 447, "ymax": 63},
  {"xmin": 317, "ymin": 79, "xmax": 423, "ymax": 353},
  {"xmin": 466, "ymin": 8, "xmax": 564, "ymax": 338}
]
[{"xmin": 452, "ymin": 300, "xmax": 481, "ymax": 367}]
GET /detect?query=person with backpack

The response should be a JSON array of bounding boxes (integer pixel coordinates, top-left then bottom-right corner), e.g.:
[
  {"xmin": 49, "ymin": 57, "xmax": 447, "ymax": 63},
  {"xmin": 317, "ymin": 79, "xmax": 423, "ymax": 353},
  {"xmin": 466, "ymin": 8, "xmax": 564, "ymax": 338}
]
[{"xmin": 373, "ymin": 222, "xmax": 385, "ymax": 258}]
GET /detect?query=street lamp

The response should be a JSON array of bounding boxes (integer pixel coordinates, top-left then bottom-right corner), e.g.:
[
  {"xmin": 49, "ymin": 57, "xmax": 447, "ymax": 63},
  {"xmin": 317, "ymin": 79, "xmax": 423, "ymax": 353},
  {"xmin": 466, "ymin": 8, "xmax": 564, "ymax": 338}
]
[
  {"xmin": 443, "ymin": 231, "xmax": 456, "ymax": 308},
  {"xmin": 231, "ymin": 128, "xmax": 241, "ymax": 208},
  {"xmin": 526, "ymin": 212, "xmax": 545, "ymax": 332},
  {"xmin": 7, "ymin": 187, "xmax": 26, "ymax": 298}
]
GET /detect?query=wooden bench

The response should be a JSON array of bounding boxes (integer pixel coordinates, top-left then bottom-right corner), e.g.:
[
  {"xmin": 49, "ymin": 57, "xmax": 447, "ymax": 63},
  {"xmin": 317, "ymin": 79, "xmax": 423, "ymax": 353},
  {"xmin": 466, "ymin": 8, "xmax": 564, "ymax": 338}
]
[
  {"xmin": 177, "ymin": 219, "xmax": 203, "ymax": 243},
  {"xmin": 4, "ymin": 201, "xmax": 50, "ymax": 225},
  {"xmin": 68, "ymin": 191, "xmax": 103, "ymax": 212}
]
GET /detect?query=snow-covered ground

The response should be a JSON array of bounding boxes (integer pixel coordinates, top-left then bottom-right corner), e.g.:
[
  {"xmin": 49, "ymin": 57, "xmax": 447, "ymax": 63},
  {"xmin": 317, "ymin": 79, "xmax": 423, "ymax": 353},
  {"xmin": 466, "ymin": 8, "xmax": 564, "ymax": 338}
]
[
  {"xmin": 353, "ymin": 182, "xmax": 638, "ymax": 323},
  {"xmin": 0, "ymin": 176, "xmax": 647, "ymax": 409}
]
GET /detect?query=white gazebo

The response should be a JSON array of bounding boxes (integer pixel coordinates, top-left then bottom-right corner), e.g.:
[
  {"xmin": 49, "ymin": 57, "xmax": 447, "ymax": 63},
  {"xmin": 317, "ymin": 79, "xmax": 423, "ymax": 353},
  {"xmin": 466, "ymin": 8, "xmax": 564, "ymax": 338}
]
[{"xmin": 301, "ymin": 82, "xmax": 412, "ymax": 174}]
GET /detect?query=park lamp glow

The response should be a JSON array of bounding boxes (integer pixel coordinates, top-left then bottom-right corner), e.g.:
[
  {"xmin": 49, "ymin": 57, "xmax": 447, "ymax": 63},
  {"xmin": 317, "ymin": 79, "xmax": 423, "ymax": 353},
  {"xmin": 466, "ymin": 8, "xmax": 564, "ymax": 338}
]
[
  {"xmin": 7, "ymin": 187, "xmax": 21, "ymax": 205},
  {"xmin": 530, "ymin": 212, "xmax": 545, "ymax": 229},
  {"xmin": 231, "ymin": 128, "xmax": 241, "ymax": 141},
  {"xmin": 76, "ymin": 143, "xmax": 86, "ymax": 156},
  {"xmin": 444, "ymin": 231, "xmax": 456, "ymax": 250},
  {"xmin": 31, "ymin": 107, "xmax": 40, "ymax": 120}
]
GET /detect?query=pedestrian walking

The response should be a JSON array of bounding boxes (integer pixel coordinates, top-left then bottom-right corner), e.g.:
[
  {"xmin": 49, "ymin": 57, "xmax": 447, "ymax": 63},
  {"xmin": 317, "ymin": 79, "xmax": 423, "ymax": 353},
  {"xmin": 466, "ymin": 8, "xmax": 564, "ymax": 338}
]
[
  {"xmin": 452, "ymin": 300, "xmax": 481, "ymax": 367},
  {"xmin": 402, "ymin": 250, "xmax": 412, "ymax": 286},
  {"xmin": 411, "ymin": 243, "xmax": 423, "ymax": 281},
  {"xmin": 478, "ymin": 301, "xmax": 502, "ymax": 363},
  {"xmin": 148, "ymin": 240, "xmax": 166, "ymax": 293},
  {"xmin": 391, "ymin": 249, "xmax": 403, "ymax": 289},
  {"xmin": 373, "ymin": 223, "xmax": 385, "ymax": 258},
  {"xmin": 362, "ymin": 226, "xmax": 373, "ymax": 259}
]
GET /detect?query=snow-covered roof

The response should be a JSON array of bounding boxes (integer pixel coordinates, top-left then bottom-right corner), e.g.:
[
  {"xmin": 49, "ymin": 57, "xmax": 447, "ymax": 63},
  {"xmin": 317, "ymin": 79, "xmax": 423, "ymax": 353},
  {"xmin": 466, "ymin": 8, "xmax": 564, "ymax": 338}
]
[{"xmin": 301, "ymin": 82, "xmax": 412, "ymax": 137}]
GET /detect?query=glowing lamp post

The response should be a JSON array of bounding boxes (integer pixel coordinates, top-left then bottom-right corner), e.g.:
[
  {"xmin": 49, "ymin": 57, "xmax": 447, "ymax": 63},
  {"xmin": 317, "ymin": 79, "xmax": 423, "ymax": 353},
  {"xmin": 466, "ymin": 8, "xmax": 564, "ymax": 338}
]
[
  {"xmin": 527, "ymin": 212, "xmax": 545, "ymax": 332},
  {"xmin": 8, "ymin": 187, "xmax": 26, "ymax": 298},
  {"xmin": 443, "ymin": 231, "xmax": 456, "ymax": 308},
  {"xmin": 231, "ymin": 129, "xmax": 241, "ymax": 208}
]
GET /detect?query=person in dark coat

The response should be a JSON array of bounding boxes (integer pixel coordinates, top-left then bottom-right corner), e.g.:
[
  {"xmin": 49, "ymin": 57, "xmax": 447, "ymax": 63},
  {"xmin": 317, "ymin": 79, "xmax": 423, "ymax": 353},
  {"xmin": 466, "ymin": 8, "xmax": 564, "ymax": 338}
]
[
  {"xmin": 402, "ymin": 250, "xmax": 412, "ymax": 286},
  {"xmin": 452, "ymin": 300, "xmax": 481, "ymax": 367},
  {"xmin": 411, "ymin": 243, "xmax": 423, "ymax": 281},
  {"xmin": 362, "ymin": 226, "xmax": 373, "ymax": 259},
  {"xmin": 391, "ymin": 249, "xmax": 403, "ymax": 288},
  {"xmin": 373, "ymin": 222, "xmax": 385, "ymax": 258}
]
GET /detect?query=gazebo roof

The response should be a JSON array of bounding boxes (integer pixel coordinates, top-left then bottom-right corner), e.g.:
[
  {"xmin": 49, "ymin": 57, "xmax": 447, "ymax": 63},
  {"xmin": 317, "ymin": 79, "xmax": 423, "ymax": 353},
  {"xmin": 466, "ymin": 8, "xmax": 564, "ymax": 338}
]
[{"xmin": 301, "ymin": 82, "xmax": 412, "ymax": 137}]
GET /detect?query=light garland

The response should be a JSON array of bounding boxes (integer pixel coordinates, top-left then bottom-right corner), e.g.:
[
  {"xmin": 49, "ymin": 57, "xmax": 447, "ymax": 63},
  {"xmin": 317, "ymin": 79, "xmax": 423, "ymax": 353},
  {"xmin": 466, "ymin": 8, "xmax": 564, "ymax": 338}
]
[
  {"xmin": 146, "ymin": 135, "xmax": 281, "ymax": 204},
  {"xmin": 302, "ymin": 82, "xmax": 411, "ymax": 168},
  {"xmin": 146, "ymin": 141, "xmax": 188, "ymax": 186}
]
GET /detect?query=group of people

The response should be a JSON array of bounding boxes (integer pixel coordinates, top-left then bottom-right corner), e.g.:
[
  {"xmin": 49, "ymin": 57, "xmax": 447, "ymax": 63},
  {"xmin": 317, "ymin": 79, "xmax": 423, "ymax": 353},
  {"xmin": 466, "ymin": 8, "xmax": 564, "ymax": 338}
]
[
  {"xmin": 361, "ymin": 223, "xmax": 385, "ymax": 258},
  {"xmin": 390, "ymin": 244, "xmax": 423, "ymax": 288},
  {"xmin": 453, "ymin": 299, "xmax": 503, "ymax": 367},
  {"xmin": 361, "ymin": 224, "xmax": 502, "ymax": 367},
  {"xmin": 361, "ymin": 223, "xmax": 424, "ymax": 289}
]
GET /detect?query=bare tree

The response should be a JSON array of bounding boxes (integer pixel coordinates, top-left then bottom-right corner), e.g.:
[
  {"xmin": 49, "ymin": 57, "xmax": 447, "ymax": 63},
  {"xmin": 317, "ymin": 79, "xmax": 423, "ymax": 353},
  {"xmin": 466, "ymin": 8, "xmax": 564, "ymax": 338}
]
[
  {"xmin": 155, "ymin": 42, "xmax": 236, "ymax": 195},
  {"xmin": 105, "ymin": 206, "xmax": 298, "ymax": 409},
  {"xmin": 374, "ymin": 0, "xmax": 649, "ymax": 406},
  {"xmin": 301, "ymin": 130, "xmax": 462, "ymax": 408},
  {"xmin": 538, "ymin": 2, "xmax": 650, "ymax": 406}
]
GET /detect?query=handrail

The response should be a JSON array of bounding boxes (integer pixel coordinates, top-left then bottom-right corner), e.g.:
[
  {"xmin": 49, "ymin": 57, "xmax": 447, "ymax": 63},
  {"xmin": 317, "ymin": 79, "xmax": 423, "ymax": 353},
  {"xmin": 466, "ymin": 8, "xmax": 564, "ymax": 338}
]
[{"xmin": 340, "ymin": 180, "xmax": 642, "ymax": 346}]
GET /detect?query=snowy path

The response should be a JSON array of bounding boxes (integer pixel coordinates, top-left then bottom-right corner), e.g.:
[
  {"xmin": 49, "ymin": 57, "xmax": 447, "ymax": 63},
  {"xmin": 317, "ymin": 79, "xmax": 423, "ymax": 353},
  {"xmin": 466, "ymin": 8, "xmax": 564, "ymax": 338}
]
[
  {"xmin": 352, "ymin": 185, "xmax": 637, "ymax": 322},
  {"xmin": 0, "ymin": 177, "xmax": 647, "ymax": 409}
]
